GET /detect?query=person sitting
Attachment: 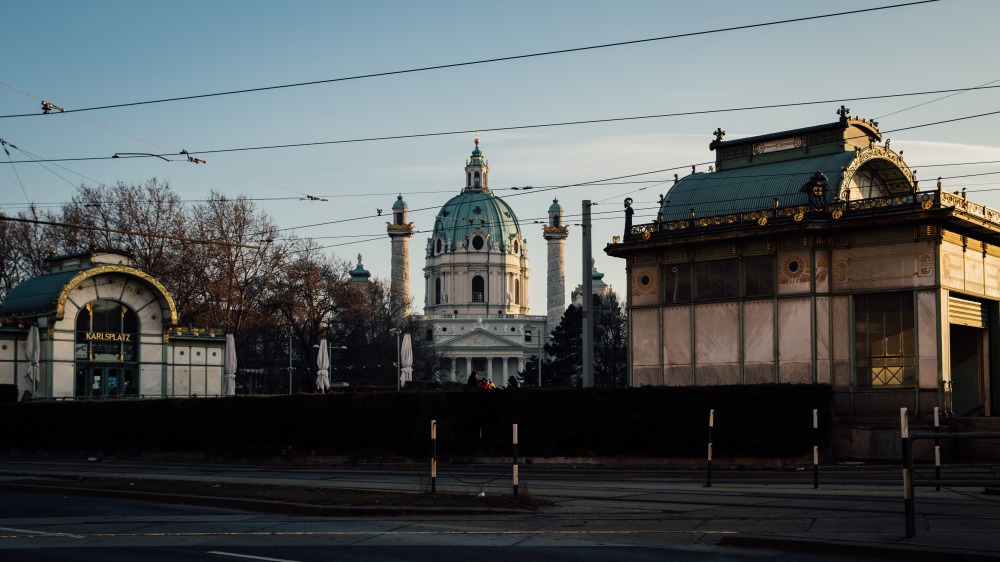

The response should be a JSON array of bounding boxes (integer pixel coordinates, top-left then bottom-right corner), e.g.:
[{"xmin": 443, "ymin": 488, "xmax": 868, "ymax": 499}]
[
  {"xmin": 507, "ymin": 375, "xmax": 519, "ymax": 389},
  {"xmin": 467, "ymin": 370, "xmax": 479, "ymax": 388}
]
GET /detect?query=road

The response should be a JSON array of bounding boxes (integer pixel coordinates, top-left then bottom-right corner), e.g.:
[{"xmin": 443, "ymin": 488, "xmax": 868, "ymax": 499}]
[{"xmin": 1, "ymin": 457, "xmax": 998, "ymax": 561}]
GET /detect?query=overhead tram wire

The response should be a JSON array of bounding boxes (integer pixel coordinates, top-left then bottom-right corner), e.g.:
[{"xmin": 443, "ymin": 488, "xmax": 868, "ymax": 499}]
[
  {"xmin": 3, "ymin": 84, "xmax": 999, "ymax": 166},
  {"xmin": 1, "ymin": 139, "xmax": 30, "ymax": 202},
  {"xmin": 0, "ymin": 1, "xmax": 938, "ymax": 120},
  {"xmin": 877, "ymin": 77, "xmax": 1000, "ymax": 120},
  {"xmin": 0, "ymin": 215, "xmax": 261, "ymax": 250}
]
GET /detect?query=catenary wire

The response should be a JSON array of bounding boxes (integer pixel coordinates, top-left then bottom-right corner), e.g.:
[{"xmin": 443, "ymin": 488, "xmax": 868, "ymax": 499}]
[{"xmin": 0, "ymin": 1, "xmax": 937, "ymax": 119}]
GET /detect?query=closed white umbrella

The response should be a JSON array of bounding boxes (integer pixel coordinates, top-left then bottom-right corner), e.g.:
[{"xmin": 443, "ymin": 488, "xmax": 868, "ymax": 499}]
[
  {"xmin": 223, "ymin": 334, "xmax": 237, "ymax": 396},
  {"xmin": 18, "ymin": 325, "xmax": 39, "ymax": 401},
  {"xmin": 316, "ymin": 338, "xmax": 331, "ymax": 392},
  {"xmin": 399, "ymin": 333, "xmax": 413, "ymax": 387}
]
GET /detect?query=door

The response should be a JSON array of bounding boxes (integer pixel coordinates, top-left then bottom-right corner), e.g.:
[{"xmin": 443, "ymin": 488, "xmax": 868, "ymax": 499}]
[
  {"xmin": 75, "ymin": 366, "xmax": 137, "ymax": 399},
  {"xmin": 950, "ymin": 325, "xmax": 985, "ymax": 416}
]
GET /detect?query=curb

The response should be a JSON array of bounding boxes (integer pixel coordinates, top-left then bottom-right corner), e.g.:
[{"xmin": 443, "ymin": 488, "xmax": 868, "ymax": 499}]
[{"xmin": 720, "ymin": 535, "xmax": 1000, "ymax": 562}]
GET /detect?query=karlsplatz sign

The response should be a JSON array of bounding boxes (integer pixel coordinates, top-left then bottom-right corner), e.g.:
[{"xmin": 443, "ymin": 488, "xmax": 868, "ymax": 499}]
[{"xmin": 85, "ymin": 332, "xmax": 132, "ymax": 342}]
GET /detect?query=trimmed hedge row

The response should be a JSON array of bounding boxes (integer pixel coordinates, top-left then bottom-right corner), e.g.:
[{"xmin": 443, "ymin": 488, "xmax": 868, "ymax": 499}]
[{"xmin": 0, "ymin": 384, "xmax": 832, "ymax": 460}]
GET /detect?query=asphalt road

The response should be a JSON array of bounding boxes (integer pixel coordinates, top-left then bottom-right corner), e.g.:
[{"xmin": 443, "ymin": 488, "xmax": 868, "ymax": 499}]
[
  {"xmin": 1, "ymin": 458, "xmax": 998, "ymax": 560},
  {"xmin": 0, "ymin": 491, "xmax": 872, "ymax": 561}
]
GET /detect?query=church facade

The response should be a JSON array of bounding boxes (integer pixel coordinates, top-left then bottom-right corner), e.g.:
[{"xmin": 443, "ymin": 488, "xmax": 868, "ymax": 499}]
[
  {"xmin": 389, "ymin": 138, "xmax": 569, "ymax": 383},
  {"xmin": 606, "ymin": 109, "xmax": 998, "ymax": 455}
]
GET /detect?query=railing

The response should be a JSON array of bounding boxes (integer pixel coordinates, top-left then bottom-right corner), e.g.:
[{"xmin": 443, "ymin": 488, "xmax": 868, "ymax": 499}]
[
  {"xmin": 412, "ymin": 313, "xmax": 546, "ymax": 322},
  {"xmin": 624, "ymin": 191, "xmax": 946, "ymax": 241}
]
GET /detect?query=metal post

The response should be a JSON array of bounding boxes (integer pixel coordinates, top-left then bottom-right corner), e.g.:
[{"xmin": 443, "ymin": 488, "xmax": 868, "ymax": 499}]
[
  {"xmin": 390, "ymin": 329, "xmax": 401, "ymax": 391},
  {"xmin": 934, "ymin": 406, "xmax": 941, "ymax": 492},
  {"xmin": 431, "ymin": 419, "xmax": 437, "ymax": 494},
  {"xmin": 287, "ymin": 332, "xmax": 293, "ymax": 395},
  {"xmin": 706, "ymin": 409, "xmax": 714, "ymax": 488},
  {"xmin": 512, "ymin": 423, "xmax": 519, "ymax": 496},
  {"xmin": 537, "ymin": 334, "xmax": 542, "ymax": 387},
  {"xmin": 901, "ymin": 407, "xmax": 916, "ymax": 538},
  {"xmin": 581, "ymin": 200, "xmax": 594, "ymax": 388},
  {"xmin": 813, "ymin": 408, "xmax": 819, "ymax": 489}
]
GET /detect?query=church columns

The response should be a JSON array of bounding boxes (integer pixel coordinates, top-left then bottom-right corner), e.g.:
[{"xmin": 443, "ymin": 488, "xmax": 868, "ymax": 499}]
[
  {"xmin": 486, "ymin": 356, "xmax": 494, "ymax": 381},
  {"xmin": 450, "ymin": 357, "xmax": 456, "ymax": 381}
]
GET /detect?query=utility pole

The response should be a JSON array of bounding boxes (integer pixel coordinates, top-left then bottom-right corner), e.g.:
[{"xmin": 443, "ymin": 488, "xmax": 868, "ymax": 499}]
[{"xmin": 581, "ymin": 200, "xmax": 594, "ymax": 388}]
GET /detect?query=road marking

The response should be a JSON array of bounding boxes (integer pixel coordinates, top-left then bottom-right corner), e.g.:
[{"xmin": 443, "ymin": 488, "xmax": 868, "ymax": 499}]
[
  {"xmin": 207, "ymin": 552, "xmax": 301, "ymax": 562},
  {"xmin": 0, "ymin": 527, "xmax": 83, "ymax": 539},
  {"xmin": 0, "ymin": 529, "xmax": 737, "ymax": 540}
]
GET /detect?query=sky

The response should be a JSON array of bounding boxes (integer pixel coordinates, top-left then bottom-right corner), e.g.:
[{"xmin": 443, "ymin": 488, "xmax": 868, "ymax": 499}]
[{"xmin": 2, "ymin": 0, "xmax": 999, "ymax": 318}]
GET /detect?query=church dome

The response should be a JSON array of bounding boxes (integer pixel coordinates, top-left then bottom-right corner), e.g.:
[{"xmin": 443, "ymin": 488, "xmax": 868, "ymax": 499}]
[
  {"xmin": 431, "ymin": 191, "xmax": 522, "ymax": 253},
  {"xmin": 430, "ymin": 138, "xmax": 522, "ymax": 254}
]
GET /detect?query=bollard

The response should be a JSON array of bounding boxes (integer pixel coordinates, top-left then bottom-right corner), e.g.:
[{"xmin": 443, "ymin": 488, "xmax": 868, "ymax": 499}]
[
  {"xmin": 901, "ymin": 407, "xmax": 916, "ymax": 538},
  {"xmin": 512, "ymin": 423, "xmax": 519, "ymax": 497},
  {"xmin": 934, "ymin": 406, "xmax": 941, "ymax": 492},
  {"xmin": 706, "ymin": 409, "xmax": 714, "ymax": 488},
  {"xmin": 431, "ymin": 419, "xmax": 437, "ymax": 494},
  {"xmin": 813, "ymin": 408, "xmax": 819, "ymax": 489}
]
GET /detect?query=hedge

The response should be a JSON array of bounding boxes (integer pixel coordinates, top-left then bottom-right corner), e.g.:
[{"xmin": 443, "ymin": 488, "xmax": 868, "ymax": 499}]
[{"xmin": 0, "ymin": 384, "xmax": 832, "ymax": 460}]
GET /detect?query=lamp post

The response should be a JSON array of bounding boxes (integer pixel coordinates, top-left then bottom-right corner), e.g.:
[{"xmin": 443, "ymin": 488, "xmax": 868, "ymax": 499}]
[
  {"xmin": 389, "ymin": 328, "xmax": 401, "ymax": 391},
  {"xmin": 525, "ymin": 326, "xmax": 546, "ymax": 387},
  {"xmin": 287, "ymin": 331, "xmax": 294, "ymax": 395}
]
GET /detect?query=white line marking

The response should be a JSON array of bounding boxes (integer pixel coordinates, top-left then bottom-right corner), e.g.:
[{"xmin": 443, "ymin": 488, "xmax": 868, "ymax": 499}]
[
  {"xmin": 0, "ymin": 527, "xmax": 83, "ymax": 539},
  {"xmin": 207, "ymin": 552, "xmax": 301, "ymax": 562}
]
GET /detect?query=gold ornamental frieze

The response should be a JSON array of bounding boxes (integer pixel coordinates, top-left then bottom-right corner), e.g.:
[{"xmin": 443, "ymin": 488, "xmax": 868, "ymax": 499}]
[
  {"xmin": 386, "ymin": 223, "xmax": 415, "ymax": 233},
  {"xmin": 55, "ymin": 265, "xmax": 178, "ymax": 325},
  {"xmin": 840, "ymin": 145, "xmax": 914, "ymax": 196}
]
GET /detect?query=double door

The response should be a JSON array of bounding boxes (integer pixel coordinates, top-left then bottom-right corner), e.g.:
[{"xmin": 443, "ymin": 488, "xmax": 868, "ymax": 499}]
[{"xmin": 75, "ymin": 366, "xmax": 137, "ymax": 399}]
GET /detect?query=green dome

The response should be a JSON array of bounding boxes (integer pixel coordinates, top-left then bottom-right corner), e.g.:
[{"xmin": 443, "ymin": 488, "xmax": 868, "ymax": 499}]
[
  {"xmin": 392, "ymin": 194, "xmax": 407, "ymax": 210},
  {"xmin": 548, "ymin": 198, "xmax": 562, "ymax": 213},
  {"xmin": 431, "ymin": 191, "xmax": 522, "ymax": 252}
]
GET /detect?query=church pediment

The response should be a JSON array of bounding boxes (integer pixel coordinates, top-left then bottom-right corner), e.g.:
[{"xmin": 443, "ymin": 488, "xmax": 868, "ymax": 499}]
[{"xmin": 443, "ymin": 328, "xmax": 520, "ymax": 349}]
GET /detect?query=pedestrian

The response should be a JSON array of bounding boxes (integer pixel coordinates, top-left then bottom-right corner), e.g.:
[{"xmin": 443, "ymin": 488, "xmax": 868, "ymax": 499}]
[
  {"xmin": 507, "ymin": 375, "xmax": 519, "ymax": 389},
  {"xmin": 467, "ymin": 370, "xmax": 479, "ymax": 388}
]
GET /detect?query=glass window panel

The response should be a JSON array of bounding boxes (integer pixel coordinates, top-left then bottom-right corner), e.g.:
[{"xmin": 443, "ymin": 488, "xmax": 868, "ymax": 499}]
[
  {"xmin": 854, "ymin": 292, "xmax": 915, "ymax": 388},
  {"xmin": 663, "ymin": 264, "xmax": 691, "ymax": 303},
  {"xmin": 744, "ymin": 256, "xmax": 775, "ymax": 297}
]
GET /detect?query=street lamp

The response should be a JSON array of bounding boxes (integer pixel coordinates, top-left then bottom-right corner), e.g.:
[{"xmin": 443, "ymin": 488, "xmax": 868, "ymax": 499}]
[
  {"xmin": 389, "ymin": 328, "xmax": 402, "ymax": 391},
  {"xmin": 287, "ymin": 331, "xmax": 294, "ymax": 395},
  {"xmin": 525, "ymin": 326, "xmax": 545, "ymax": 387}
]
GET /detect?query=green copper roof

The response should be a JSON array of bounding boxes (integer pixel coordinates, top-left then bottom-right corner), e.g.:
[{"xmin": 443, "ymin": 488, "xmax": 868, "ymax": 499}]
[
  {"xmin": 1, "ymin": 270, "xmax": 80, "ymax": 318},
  {"xmin": 392, "ymin": 194, "xmax": 407, "ymax": 210},
  {"xmin": 431, "ymin": 191, "xmax": 521, "ymax": 252},
  {"xmin": 548, "ymin": 198, "xmax": 562, "ymax": 213},
  {"xmin": 659, "ymin": 151, "xmax": 858, "ymax": 222},
  {"xmin": 349, "ymin": 254, "xmax": 371, "ymax": 283}
]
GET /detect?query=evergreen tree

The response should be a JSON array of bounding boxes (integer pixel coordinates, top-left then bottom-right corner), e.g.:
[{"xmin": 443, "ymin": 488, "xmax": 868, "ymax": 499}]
[{"xmin": 522, "ymin": 290, "xmax": 628, "ymax": 388}]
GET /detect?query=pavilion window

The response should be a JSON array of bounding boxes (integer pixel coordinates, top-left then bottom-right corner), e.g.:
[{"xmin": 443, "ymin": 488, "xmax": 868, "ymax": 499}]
[
  {"xmin": 854, "ymin": 292, "xmax": 915, "ymax": 388},
  {"xmin": 743, "ymin": 256, "xmax": 775, "ymax": 298},
  {"xmin": 695, "ymin": 259, "xmax": 739, "ymax": 301},
  {"xmin": 663, "ymin": 263, "xmax": 692, "ymax": 303}
]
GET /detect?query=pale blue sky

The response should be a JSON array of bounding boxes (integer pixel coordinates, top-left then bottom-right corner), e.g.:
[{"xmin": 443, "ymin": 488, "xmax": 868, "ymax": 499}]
[{"xmin": 2, "ymin": 0, "xmax": 998, "ymax": 315}]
